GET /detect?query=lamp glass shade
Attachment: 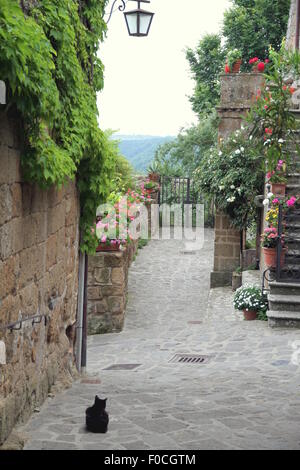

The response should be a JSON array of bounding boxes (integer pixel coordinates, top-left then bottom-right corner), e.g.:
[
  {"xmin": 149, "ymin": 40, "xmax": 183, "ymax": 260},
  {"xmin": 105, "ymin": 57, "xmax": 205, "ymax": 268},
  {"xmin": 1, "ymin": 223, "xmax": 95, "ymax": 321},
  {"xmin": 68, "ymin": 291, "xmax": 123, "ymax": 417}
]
[
  {"xmin": 139, "ymin": 12, "xmax": 153, "ymax": 35},
  {"xmin": 125, "ymin": 12, "xmax": 138, "ymax": 35},
  {"xmin": 124, "ymin": 9, "xmax": 154, "ymax": 37}
]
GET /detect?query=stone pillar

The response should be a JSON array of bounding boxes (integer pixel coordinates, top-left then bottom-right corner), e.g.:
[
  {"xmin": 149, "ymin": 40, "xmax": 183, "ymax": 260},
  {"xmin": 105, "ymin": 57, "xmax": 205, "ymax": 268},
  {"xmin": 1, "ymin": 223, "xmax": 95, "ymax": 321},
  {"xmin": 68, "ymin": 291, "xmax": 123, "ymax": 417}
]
[
  {"xmin": 211, "ymin": 73, "xmax": 264, "ymax": 288},
  {"xmin": 87, "ymin": 241, "xmax": 139, "ymax": 335},
  {"xmin": 286, "ymin": 0, "xmax": 298, "ymax": 51}
]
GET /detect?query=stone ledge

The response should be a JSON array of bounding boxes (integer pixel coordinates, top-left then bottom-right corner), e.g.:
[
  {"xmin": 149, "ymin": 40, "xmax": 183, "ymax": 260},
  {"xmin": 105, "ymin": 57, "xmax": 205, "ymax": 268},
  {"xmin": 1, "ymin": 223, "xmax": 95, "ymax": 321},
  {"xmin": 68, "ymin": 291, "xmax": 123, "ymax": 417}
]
[
  {"xmin": 267, "ymin": 310, "xmax": 300, "ymax": 329},
  {"xmin": 210, "ymin": 271, "xmax": 232, "ymax": 288}
]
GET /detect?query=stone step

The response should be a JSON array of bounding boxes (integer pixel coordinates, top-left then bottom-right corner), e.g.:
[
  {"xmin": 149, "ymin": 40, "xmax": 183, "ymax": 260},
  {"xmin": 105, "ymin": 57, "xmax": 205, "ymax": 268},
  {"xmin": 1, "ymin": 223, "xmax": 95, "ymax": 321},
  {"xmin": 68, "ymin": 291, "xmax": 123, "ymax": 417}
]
[
  {"xmin": 267, "ymin": 310, "xmax": 300, "ymax": 328},
  {"xmin": 285, "ymin": 222, "xmax": 300, "ymax": 230},
  {"xmin": 288, "ymin": 173, "xmax": 300, "ymax": 184},
  {"xmin": 285, "ymin": 255, "xmax": 300, "ymax": 265},
  {"xmin": 268, "ymin": 293, "xmax": 300, "ymax": 311},
  {"xmin": 286, "ymin": 184, "xmax": 300, "ymax": 194},
  {"xmin": 269, "ymin": 280, "xmax": 300, "ymax": 295}
]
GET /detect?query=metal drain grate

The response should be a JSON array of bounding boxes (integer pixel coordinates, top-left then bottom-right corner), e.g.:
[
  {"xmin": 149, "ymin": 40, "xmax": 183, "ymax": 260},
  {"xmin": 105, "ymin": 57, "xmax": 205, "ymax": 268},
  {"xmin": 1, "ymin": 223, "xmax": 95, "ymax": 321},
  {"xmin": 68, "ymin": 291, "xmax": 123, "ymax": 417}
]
[
  {"xmin": 169, "ymin": 354, "xmax": 211, "ymax": 364},
  {"xmin": 103, "ymin": 364, "xmax": 141, "ymax": 371}
]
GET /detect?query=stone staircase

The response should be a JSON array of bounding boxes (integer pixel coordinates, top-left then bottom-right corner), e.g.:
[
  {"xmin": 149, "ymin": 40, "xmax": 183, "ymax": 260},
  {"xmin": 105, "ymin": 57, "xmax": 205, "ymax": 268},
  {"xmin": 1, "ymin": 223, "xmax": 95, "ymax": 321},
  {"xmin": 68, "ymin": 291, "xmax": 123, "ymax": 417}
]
[{"xmin": 267, "ymin": 124, "xmax": 300, "ymax": 328}]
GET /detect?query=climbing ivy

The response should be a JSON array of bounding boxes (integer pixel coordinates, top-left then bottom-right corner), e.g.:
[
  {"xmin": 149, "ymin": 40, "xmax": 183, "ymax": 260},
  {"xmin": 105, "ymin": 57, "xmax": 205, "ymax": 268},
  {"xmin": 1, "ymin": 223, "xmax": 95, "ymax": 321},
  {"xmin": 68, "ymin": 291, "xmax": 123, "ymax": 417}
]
[{"xmin": 0, "ymin": 0, "xmax": 117, "ymax": 252}]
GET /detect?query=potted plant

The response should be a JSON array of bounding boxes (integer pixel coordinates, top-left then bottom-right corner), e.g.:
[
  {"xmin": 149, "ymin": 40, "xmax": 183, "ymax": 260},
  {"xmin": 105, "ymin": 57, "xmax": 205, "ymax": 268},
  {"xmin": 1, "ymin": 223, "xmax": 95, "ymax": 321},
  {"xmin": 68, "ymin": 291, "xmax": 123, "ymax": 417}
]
[
  {"xmin": 95, "ymin": 215, "xmax": 129, "ymax": 252},
  {"xmin": 267, "ymin": 160, "xmax": 287, "ymax": 196},
  {"xmin": 233, "ymin": 285, "xmax": 268, "ymax": 321},
  {"xmin": 147, "ymin": 162, "xmax": 160, "ymax": 183},
  {"xmin": 261, "ymin": 227, "xmax": 286, "ymax": 268},
  {"xmin": 232, "ymin": 266, "xmax": 242, "ymax": 292},
  {"xmin": 249, "ymin": 57, "xmax": 269, "ymax": 72},
  {"xmin": 226, "ymin": 49, "xmax": 242, "ymax": 73},
  {"xmin": 143, "ymin": 180, "xmax": 159, "ymax": 195}
]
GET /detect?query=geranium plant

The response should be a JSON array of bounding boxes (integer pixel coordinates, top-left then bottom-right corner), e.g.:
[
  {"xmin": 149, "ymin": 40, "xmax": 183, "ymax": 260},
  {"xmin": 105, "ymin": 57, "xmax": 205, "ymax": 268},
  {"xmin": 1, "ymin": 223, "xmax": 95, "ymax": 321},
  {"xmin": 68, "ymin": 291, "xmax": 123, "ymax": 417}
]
[
  {"xmin": 267, "ymin": 159, "xmax": 287, "ymax": 184},
  {"xmin": 226, "ymin": 48, "xmax": 242, "ymax": 69},
  {"xmin": 246, "ymin": 43, "xmax": 300, "ymax": 174},
  {"xmin": 261, "ymin": 227, "xmax": 282, "ymax": 248}
]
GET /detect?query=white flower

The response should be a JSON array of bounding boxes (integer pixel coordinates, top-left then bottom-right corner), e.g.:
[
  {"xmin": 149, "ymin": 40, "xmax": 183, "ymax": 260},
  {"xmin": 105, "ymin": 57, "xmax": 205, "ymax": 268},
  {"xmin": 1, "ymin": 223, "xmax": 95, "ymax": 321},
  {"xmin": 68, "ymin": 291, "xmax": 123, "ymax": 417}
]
[
  {"xmin": 230, "ymin": 185, "xmax": 235, "ymax": 189},
  {"xmin": 227, "ymin": 196, "xmax": 236, "ymax": 203},
  {"xmin": 235, "ymin": 149, "xmax": 241, "ymax": 155},
  {"xmin": 249, "ymin": 135, "xmax": 253, "ymax": 141},
  {"xmin": 219, "ymin": 185, "xmax": 225, "ymax": 191},
  {"xmin": 267, "ymin": 192, "xmax": 274, "ymax": 198},
  {"xmin": 237, "ymin": 188, "xmax": 242, "ymax": 194},
  {"xmin": 219, "ymin": 151, "xmax": 223, "ymax": 156},
  {"xmin": 263, "ymin": 199, "xmax": 270, "ymax": 206},
  {"xmin": 278, "ymin": 138, "xmax": 284, "ymax": 144}
]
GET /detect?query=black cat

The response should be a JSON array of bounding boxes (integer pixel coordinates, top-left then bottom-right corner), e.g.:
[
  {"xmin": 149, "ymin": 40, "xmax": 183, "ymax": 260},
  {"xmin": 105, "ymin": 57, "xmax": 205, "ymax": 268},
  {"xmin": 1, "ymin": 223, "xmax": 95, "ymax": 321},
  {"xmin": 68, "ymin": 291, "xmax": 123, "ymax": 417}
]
[{"xmin": 86, "ymin": 396, "xmax": 109, "ymax": 433}]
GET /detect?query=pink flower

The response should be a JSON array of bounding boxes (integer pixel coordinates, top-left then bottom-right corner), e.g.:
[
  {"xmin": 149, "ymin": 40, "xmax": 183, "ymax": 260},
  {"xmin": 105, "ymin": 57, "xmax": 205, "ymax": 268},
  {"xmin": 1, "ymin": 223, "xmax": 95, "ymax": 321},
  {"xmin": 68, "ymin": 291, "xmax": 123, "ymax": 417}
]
[
  {"xmin": 287, "ymin": 197, "xmax": 297, "ymax": 207},
  {"xmin": 101, "ymin": 235, "xmax": 107, "ymax": 243},
  {"xmin": 272, "ymin": 198, "xmax": 279, "ymax": 204}
]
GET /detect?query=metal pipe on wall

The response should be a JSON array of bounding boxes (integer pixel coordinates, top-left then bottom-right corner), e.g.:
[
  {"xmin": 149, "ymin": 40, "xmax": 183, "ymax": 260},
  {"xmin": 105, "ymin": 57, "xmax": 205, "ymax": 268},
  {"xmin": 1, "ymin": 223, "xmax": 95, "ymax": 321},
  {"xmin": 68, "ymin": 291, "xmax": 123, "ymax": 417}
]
[
  {"xmin": 296, "ymin": 0, "xmax": 300, "ymax": 49},
  {"xmin": 75, "ymin": 250, "xmax": 85, "ymax": 372}
]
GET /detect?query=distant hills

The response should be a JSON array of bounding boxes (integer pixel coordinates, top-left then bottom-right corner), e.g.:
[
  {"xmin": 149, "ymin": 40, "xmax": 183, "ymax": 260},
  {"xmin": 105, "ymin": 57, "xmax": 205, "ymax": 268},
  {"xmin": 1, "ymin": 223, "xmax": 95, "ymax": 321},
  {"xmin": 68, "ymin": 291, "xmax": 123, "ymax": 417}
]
[{"xmin": 115, "ymin": 135, "xmax": 174, "ymax": 173}]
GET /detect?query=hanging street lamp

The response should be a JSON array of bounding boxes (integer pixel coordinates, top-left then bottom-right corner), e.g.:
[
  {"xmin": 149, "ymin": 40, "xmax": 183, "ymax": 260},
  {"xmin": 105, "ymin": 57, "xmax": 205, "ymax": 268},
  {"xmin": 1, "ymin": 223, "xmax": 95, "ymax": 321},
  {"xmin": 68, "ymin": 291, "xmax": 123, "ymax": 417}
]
[
  {"xmin": 106, "ymin": 0, "xmax": 154, "ymax": 37},
  {"xmin": 124, "ymin": 0, "xmax": 154, "ymax": 37}
]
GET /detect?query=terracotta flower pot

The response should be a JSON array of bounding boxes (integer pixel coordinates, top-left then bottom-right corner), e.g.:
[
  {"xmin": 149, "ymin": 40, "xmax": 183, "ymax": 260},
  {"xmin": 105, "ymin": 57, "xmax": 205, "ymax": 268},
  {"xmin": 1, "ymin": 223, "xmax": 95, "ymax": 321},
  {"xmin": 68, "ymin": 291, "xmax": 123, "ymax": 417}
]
[
  {"xmin": 96, "ymin": 241, "xmax": 121, "ymax": 252},
  {"xmin": 232, "ymin": 59, "xmax": 242, "ymax": 73},
  {"xmin": 263, "ymin": 247, "xmax": 286, "ymax": 268},
  {"xmin": 149, "ymin": 173, "xmax": 160, "ymax": 183},
  {"xmin": 271, "ymin": 183, "xmax": 286, "ymax": 196},
  {"xmin": 243, "ymin": 310, "xmax": 257, "ymax": 321}
]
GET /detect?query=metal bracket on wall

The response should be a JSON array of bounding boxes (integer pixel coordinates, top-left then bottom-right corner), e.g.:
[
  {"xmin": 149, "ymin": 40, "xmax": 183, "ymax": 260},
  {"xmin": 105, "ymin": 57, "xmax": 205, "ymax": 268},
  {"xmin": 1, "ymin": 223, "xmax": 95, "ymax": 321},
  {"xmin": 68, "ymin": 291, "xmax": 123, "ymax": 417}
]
[{"xmin": 0, "ymin": 313, "xmax": 50, "ymax": 333}]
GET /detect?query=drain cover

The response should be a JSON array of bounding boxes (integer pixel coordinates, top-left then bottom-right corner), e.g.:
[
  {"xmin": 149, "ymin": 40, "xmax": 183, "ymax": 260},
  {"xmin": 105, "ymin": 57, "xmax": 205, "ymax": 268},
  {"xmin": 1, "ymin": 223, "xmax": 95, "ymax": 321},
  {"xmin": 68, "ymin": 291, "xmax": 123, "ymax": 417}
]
[
  {"xmin": 103, "ymin": 364, "xmax": 141, "ymax": 371},
  {"xmin": 169, "ymin": 354, "xmax": 211, "ymax": 364}
]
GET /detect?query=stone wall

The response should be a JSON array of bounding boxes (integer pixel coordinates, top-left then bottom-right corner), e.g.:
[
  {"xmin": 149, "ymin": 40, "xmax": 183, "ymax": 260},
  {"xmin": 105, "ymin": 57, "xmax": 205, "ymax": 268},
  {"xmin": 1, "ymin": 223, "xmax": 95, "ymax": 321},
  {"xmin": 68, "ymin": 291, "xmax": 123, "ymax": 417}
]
[
  {"xmin": 0, "ymin": 111, "xmax": 80, "ymax": 444},
  {"xmin": 211, "ymin": 73, "xmax": 264, "ymax": 288},
  {"xmin": 87, "ymin": 240, "xmax": 138, "ymax": 335}
]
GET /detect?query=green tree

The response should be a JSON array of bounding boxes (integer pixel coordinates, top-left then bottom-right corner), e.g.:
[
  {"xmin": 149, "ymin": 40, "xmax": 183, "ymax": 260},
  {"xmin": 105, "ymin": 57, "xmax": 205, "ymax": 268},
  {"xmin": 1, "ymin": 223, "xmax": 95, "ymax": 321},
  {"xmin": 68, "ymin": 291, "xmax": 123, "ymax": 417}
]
[
  {"xmin": 154, "ymin": 112, "xmax": 219, "ymax": 177},
  {"xmin": 223, "ymin": 0, "xmax": 291, "ymax": 69},
  {"xmin": 186, "ymin": 34, "xmax": 225, "ymax": 117}
]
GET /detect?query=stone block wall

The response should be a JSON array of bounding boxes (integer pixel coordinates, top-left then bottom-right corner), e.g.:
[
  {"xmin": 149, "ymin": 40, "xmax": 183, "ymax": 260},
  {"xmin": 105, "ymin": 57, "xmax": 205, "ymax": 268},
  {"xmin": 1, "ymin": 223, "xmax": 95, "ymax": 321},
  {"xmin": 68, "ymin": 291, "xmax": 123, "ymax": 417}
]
[
  {"xmin": 0, "ymin": 111, "xmax": 80, "ymax": 444},
  {"xmin": 87, "ymin": 240, "xmax": 138, "ymax": 335},
  {"xmin": 211, "ymin": 73, "xmax": 264, "ymax": 288}
]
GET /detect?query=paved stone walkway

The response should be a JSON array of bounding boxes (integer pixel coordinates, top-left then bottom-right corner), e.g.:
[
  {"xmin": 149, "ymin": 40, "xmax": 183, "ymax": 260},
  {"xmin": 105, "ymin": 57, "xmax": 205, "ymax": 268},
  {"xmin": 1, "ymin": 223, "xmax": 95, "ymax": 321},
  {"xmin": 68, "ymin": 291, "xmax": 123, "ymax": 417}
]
[{"xmin": 22, "ymin": 230, "xmax": 300, "ymax": 450}]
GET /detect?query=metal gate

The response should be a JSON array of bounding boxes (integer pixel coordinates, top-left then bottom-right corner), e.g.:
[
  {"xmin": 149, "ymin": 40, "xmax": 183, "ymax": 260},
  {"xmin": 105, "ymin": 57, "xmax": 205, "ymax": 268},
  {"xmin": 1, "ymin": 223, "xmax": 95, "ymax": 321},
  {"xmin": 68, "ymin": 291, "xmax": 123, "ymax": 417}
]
[
  {"xmin": 158, "ymin": 176, "xmax": 214, "ymax": 227},
  {"xmin": 159, "ymin": 176, "xmax": 199, "ymax": 206}
]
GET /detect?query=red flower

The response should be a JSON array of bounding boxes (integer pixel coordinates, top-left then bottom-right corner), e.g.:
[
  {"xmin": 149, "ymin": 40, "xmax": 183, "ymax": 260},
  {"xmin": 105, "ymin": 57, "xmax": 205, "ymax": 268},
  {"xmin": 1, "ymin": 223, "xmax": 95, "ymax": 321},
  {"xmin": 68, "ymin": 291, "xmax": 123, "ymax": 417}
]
[
  {"xmin": 257, "ymin": 62, "xmax": 265, "ymax": 72},
  {"xmin": 289, "ymin": 87, "xmax": 296, "ymax": 94},
  {"xmin": 265, "ymin": 59, "xmax": 270, "ymax": 63},
  {"xmin": 249, "ymin": 57, "xmax": 259, "ymax": 64},
  {"xmin": 225, "ymin": 65, "xmax": 231, "ymax": 74},
  {"xmin": 265, "ymin": 128, "xmax": 273, "ymax": 135},
  {"xmin": 283, "ymin": 85, "xmax": 287, "ymax": 91}
]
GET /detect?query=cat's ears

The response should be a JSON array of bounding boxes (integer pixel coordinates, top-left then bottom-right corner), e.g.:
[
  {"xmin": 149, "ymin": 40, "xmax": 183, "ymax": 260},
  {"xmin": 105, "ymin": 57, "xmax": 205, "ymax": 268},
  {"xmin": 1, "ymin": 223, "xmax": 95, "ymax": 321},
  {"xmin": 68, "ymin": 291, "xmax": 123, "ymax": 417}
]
[{"xmin": 95, "ymin": 395, "xmax": 107, "ymax": 402}]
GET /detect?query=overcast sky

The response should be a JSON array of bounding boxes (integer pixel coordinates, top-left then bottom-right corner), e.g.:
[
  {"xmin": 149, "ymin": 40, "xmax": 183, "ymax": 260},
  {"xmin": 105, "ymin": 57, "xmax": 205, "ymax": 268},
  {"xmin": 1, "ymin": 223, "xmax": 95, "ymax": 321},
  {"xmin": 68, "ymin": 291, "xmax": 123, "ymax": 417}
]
[{"xmin": 97, "ymin": 0, "xmax": 231, "ymax": 136}]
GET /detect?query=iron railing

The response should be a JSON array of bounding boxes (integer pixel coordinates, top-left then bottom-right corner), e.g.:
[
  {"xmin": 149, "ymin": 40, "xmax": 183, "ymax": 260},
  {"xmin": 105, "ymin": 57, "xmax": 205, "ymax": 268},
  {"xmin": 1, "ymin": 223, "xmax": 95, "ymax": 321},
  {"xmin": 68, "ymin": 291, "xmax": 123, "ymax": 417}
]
[{"xmin": 276, "ymin": 202, "xmax": 300, "ymax": 283}]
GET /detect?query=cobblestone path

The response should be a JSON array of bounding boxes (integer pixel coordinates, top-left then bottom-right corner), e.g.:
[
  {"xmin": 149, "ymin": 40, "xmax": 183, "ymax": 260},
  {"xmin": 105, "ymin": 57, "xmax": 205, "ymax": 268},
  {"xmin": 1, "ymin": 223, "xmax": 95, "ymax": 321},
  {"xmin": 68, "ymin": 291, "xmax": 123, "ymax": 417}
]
[{"xmin": 23, "ymin": 230, "xmax": 300, "ymax": 450}]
